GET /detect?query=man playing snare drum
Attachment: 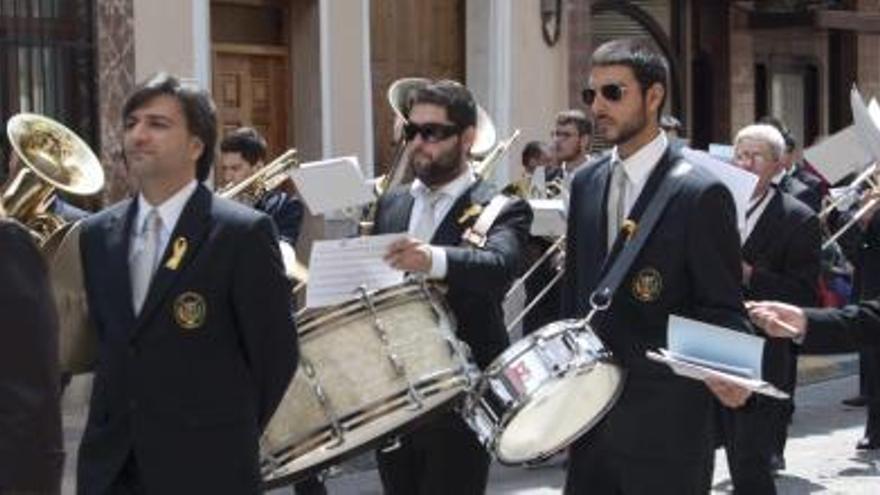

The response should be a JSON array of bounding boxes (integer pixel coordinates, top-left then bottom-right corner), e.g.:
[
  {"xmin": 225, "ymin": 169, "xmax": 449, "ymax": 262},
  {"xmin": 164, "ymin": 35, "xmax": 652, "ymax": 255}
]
[
  {"xmin": 562, "ymin": 38, "xmax": 752, "ymax": 494},
  {"xmin": 374, "ymin": 79, "xmax": 532, "ymax": 494}
]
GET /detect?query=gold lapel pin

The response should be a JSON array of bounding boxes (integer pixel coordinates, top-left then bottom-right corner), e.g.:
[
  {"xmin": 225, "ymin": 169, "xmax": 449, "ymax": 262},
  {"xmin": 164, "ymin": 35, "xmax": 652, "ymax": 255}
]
[
  {"xmin": 621, "ymin": 219, "xmax": 638, "ymax": 242},
  {"xmin": 165, "ymin": 236, "xmax": 188, "ymax": 270},
  {"xmin": 458, "ymin": 203, "xmax": 483, "ymax": 225}
]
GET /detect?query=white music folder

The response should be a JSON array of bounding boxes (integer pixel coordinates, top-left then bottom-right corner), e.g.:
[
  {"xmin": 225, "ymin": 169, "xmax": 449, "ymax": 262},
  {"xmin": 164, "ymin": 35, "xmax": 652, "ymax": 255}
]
[
  {"xmin": 290, "ymin": 156, "xmax": 375, "ymax": 215},
  {"xmin": 647, "ymin": 315, "xmax": 788, "ymax": 400}
]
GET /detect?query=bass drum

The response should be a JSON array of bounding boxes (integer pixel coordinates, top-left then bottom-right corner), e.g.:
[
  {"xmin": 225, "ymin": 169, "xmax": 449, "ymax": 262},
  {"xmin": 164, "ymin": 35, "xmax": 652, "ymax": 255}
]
[
  {"xmin": 463, "ymin": 319, "xmax": 623, "ymax": 465},
  {"xmin": 261, "ymin": 282, "xmax": 478, "ymax": 486}
]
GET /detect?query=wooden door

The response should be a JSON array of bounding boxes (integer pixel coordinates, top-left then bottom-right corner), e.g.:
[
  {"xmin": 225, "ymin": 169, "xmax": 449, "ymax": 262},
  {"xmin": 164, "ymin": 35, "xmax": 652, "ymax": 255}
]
[
  {"xmin": 213, "ymin": 47, "xmax": 289, "ymax": 160},
  {"xmin": 370, "ymin": 0, "xmax": 465, "ymax": 175}
]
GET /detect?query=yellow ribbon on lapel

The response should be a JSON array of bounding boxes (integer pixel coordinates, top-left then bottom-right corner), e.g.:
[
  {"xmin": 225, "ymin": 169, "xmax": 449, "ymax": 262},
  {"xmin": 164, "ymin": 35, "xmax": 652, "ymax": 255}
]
[
  {"xmin": 165, "ymin": 236, "xmax": 188, "ymax": 270},
  {"xmin": 458, "ymin": 203, "xmax": 484, "ymax": 225}
]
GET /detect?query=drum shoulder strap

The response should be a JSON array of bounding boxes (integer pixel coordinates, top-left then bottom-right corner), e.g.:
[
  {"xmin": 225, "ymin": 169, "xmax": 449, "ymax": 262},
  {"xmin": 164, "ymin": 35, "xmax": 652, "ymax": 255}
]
[{"xmin": 461, "ymin": 194, "xmax": 511, "ymax": 248}]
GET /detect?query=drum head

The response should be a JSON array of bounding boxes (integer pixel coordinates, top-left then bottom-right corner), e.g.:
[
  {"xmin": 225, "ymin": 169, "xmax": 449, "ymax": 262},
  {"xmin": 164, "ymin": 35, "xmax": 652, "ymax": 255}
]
[{"xmin": 495, "ymin": 361, "xmax": 623, "ymax": 464}]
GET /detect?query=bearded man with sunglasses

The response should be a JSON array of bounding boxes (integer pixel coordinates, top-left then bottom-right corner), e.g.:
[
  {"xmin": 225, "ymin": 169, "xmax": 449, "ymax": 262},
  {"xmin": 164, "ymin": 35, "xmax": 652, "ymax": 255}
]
[
  {"xmin": 373, "ymin": 80, "xmax": 531, "ymax": 495},
  {"xmin": 561, "ymin": 38, "xmax": 753, "ymax": 494}
]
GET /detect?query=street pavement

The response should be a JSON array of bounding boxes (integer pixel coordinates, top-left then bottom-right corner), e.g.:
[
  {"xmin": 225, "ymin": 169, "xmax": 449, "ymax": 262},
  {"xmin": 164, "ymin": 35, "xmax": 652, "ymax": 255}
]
[{"xmin": 61, "ymin": 359, "xmax": 879, "ymax": 494}]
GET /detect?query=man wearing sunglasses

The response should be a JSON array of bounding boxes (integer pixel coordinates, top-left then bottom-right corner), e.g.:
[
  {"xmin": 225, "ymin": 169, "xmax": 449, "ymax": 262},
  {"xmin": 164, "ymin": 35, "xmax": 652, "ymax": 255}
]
[
  {"xmin": 562, "ymin": 38, "xmax": 753, "ymax": 494},
  {"xmin": 374, "ymin": 80, "xmax": 531, "ymax": 495}
]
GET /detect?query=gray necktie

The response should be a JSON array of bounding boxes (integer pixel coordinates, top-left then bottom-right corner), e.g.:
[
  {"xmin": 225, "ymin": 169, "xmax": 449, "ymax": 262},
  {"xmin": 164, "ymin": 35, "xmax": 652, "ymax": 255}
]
[
  {"xmin": 607, "ymin": 162, "xmax": 628, "ymax": 250},
  {"xmin": 412, "ymin": 190, "xmax": 443, "ymax": 242},
  {"xmin": 131, "ymin": 209, "xmax": 162, "ymax": 314}
]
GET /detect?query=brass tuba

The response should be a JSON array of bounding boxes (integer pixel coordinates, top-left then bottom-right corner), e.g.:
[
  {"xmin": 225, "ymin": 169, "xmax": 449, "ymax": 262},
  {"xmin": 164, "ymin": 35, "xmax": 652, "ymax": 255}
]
[{"xmin": 2, "ymin": 113, "xmax": 104, "ymax": 244}]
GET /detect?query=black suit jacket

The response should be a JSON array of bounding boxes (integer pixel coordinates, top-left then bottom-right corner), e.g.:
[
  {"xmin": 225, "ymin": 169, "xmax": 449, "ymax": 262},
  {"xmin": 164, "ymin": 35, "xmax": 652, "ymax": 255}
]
[
  {"xmin": 255, "ymin": 189, "xmax": 304, "ymax": 246},
  {"xmin": 562, "ymin": 144, "xmax": 750, "ymax": 461},
  {"xmin": 743, "ymin": 191, "xmax": 820, "ymax": 307},
  {"xmin": 373, "ymin": 179, "xmax": 531, "ymax": 369},
  {"xmin": 779, "ymin": 171, "xmax": 822, "ymax": 213},
  {"xmin": 77, "ymin": 184, "xmax": 298, "ymax": 494},
  {"xmin": 0, "ymin": 219, "xmax": 64, "ymax": 492}
]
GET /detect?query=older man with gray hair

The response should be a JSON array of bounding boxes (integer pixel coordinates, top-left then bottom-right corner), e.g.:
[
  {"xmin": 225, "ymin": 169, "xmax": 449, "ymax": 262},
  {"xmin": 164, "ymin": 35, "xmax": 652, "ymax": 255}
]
[{"xmin": 721, "ymin": 123, "xmax": 821, "ymax": 494}]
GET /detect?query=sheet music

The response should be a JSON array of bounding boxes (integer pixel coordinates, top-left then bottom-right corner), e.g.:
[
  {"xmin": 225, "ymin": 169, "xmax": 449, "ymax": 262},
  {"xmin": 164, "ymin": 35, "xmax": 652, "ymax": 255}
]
[
  {"xmin": 682, "ymin": 147, "xmax": 759, "ymax": 233},
  {"xmin": 528, "ymin": 199, "xmax": 566, "ymax": 237},
  {"xmin": 708, "ymin": 143, "xmax": 734, "ymax": 162},
  {"xmin": 290, "ymin": 156, "xmax": 375, "ymax": 215},
  {"xmin": 850, "ymin": 86, "xmax": 880, "ymax": 161},
  {"xmin": 803, "ymin": 126, "xmax": 873, "ymax": 184},
  {"xmin": 305, "ymin": 233, "xmax": 407, "ymax": 308}
]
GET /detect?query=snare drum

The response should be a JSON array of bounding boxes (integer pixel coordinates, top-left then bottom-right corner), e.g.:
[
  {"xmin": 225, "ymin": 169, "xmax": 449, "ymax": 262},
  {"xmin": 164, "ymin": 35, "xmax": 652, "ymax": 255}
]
[
  {"xmin": 463, "ymin": 320, "xmax": 623, "ymax": 465},
  {"xmin": 261, "ymin": 282, "xmax": 477, "ymax": 485}
]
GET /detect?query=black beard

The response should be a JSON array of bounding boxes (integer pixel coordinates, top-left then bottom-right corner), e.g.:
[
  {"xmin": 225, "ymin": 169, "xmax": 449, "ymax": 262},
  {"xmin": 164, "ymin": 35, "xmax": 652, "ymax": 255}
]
[
  {"xmin": 410, "ymin": 141, "xmax": 465, "ymax": 187},
  {"xmin": 607, "ymin": 108, "xmax": 648, "ymax": 149}
]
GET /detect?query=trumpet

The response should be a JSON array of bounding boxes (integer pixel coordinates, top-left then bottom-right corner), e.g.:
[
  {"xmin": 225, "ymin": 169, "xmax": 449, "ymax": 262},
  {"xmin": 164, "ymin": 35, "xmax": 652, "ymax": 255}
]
[
  {"xmin": 218, "ymin": 148, "xmax": 298, "ymax": 204},
  {"xmin": 820, "ymin": 162, "xmax": 880, "ymax": 250},
  {"xmin": 819, "ymin": 163, "xmax": 878, "ymax": 221}
]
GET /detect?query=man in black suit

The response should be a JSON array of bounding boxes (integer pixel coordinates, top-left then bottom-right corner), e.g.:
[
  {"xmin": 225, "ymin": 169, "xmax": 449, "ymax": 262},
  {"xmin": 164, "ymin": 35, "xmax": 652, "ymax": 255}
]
[
  {"xmin": 218, "ymin": 127, "xmax": 304, "ymax": 247},
  {"xmin": 722, "ymin": 124, "xmax": 821, "ymax": 493},
  {"xmin": 76, "ymin": 73, "xmax": 297, "ymax": 494},
  {"xmin": 562, "ymin": 38, "xmax": 752, "ymax": 494},
  {"xmin": 758, "ymin": 116, "xmax": 825, "ymax": 214},
  {"xmin": 373, "ymin": 80, "xmax": 531, "ymax": 495},
  {"xmin": 0, "ymin": 216, "xmax": 64, "ymax": 495}
]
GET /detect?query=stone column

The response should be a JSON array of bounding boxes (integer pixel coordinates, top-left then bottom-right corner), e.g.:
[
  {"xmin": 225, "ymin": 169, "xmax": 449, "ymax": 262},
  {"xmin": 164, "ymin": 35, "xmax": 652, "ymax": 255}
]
[{"xmin": 96, "ymin": 0, "xmax": 135, "ymax": 204}]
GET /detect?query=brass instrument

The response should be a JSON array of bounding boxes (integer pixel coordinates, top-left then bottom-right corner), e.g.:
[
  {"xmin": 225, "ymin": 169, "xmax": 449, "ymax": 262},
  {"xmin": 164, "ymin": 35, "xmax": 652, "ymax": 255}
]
[
  {"xmin": 820, "ymin": 163, "xmax": 880, "ymax": 250},
  {"xmin": 474, "ymin": 128, "xmax": 521, "ymax": 182},
  {"xmin": 504, "ymin": 235, "xmax": 565, "ymax": 332},
  {"xmin": 2, "ymin": 113, "xmax": 104, "ymax": 244},
  {"xmin": 218, "ymin": 148, "xmax": 298, "ymax": 205}
]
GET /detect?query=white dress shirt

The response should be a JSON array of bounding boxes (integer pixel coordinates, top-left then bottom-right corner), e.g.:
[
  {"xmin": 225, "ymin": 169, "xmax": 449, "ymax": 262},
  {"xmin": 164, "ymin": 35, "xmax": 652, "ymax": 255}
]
[
  {"xmin": 130, "ymin": 180, "xmax": 198, "ymax": 266},
  {"xmin": 408, "ymin": 171, "xmax": 476, "ymax": 279},
  {"xmin": 608, "ymin": 131, "xmax": 669, "ymax": 220}
]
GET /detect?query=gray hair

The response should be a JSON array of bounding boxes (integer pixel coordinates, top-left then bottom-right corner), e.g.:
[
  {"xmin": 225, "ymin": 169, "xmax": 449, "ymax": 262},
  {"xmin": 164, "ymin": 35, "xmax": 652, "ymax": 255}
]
[{"xmin": 734, "ymin": 124, "xmax": 786, "ymax": 161}]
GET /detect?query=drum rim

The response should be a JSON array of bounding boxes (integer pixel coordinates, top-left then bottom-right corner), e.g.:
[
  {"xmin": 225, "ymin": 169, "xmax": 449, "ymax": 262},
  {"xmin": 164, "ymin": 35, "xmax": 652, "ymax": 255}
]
[
  {"xmin": 299, "ymin": 284, "xmax": 427, "ymax": 331},
  {"xmin": 492, "ymin": 364, "xmax": 627, "ymax": 465},
  {"xmin": 262, "ymin": 370, "xmax": 473, "ymax": 486},
  {"xmin": 485, "ymin": 319, "xmax": 604, "ymax": 375}
]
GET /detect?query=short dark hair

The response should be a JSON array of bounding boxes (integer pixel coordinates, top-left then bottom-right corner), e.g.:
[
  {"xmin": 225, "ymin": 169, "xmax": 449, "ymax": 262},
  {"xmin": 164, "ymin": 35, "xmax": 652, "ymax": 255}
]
[
  {"xmin": 555, "ymin": 109, "xmax": 593, "ymax": 136},
  {"xmin": 409, "ymin": 80, "xmax": 477, "ymax": 131},
  {"xmin": 122, "ymin": 72, "xmax": 217, "ymax": 181},
  {"xmin": 591, "ymin": 38, "xmax": 669, "ymax": 116},
  {"xmin": 521, "ymin": 140, "xmax": 551, "ymax": 165},
  {"xmin": 220, "ymin": 127, "xmax": 267, "ymax": 166}
]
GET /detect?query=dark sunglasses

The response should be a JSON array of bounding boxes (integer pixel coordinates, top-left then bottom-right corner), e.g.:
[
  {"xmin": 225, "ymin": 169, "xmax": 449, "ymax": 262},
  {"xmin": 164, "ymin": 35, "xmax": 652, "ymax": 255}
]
[
  {"xmin": 403, "ymin": 122, "xmax": 461, "ymax": 143},
  {"xmin": 582, "ymin": 83, "xmax": 627, "ymax": 106}
]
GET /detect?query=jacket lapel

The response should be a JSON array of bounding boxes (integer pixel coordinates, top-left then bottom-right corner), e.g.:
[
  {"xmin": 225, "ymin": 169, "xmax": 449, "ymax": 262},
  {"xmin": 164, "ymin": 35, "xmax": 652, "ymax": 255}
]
[
  {"xmin": 431, "ymin": 180, "xmax": 493, "ymax": 246},
  {"xmin": 106, "ymin": 199, "xmax": 137, "ymax": 327},
  {"xmin": 599, "ymin": 144, "xmax": 678, "ymax": 277},
  {"xmin": 743, "ymin": 191, "xmax": 782, "ymax": 262},
  {"xmin": 131, "ymin": 185, "xmax": 213, "ymax": 339}
]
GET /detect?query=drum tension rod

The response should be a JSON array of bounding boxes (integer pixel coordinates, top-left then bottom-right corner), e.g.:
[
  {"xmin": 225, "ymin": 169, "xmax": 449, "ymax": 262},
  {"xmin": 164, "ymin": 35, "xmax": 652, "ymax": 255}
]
[
  {"xmin": 357, "ymin": 286, "xmax": 425, "ymax": 410},
  {"xmin": 302, "ymin": 358, "xmax": 346, "ymax": 447}
]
